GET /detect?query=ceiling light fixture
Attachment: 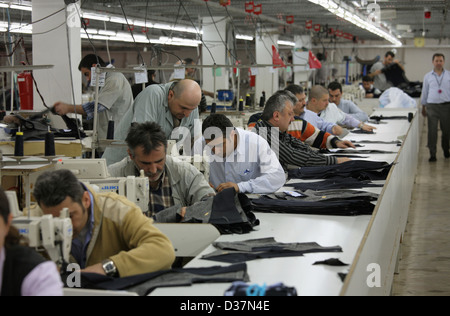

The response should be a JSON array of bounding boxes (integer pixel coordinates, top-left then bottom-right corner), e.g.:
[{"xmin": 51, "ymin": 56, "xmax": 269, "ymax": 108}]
[{"xmin": 307, "ymin": 0, "xmax": 402, "ymax": 46}]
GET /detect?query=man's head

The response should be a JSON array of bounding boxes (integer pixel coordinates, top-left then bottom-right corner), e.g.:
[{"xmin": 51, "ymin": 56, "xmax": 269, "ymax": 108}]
[
  {"xmin": 184, "ymin": 58, "xmax": 196, "ymax": 77},
  {"xmin": 126, "ymin": 122, "xmax": 168, "ymax": 183},
  {"xmin": 34, "ymin": 170, "xmax": 91, "ymax": 239},
  {"xmin": 328, "ymin": 82, "xmax": 343, "ymax": 105},
  {"xmin": 202, "ymin": 114, "xmax": 237, "ymax": 158},
  {"xmin": 262, "ymin": 91, "xmax": 296, "ymax": 133},
  {"xmin": 78, "ymin": 54, "xmax": 107, "ymax": 82},
  {"xmin": 307, "ymin": 85, "xmax": 330, "ymax": 113},
  {"xmin": 362, "ymin": 75, "xmax": 374, "ymax": 91},
  {"xmin": 383, "ymin": 51, "xmax": 395, "ymax": 65},
  {"xmin": 432, "ymin": 53, "xmax": 445, "ymax": 72},
  {"xmin": 167, "ymin": 79, "xmax": 202, "ymax": 121},
  {"xmin": 285, "ymin": 85, "xmax": 307, "ymax": 116}
]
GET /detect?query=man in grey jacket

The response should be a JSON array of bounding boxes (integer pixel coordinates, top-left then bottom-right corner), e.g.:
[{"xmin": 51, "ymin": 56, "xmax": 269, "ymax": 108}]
[{"xmin": 108, "ymin": 122, "xmax": 215, "ymax": 218}]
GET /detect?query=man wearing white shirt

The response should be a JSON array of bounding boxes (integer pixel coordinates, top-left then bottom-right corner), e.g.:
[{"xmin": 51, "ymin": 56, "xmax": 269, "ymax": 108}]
[
  {"xmin": 421, "ymin": 53, "xmax": 450, "ymax": 162},
  {"xmin": 202, "ymin": 114, "xmax": 286, "ymax": 194}
]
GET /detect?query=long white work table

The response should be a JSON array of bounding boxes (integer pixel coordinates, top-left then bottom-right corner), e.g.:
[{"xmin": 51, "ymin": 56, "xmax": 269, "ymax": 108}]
[{"xmin": 151, "ymin": 108, "xmax": 420, "ymax": 297}]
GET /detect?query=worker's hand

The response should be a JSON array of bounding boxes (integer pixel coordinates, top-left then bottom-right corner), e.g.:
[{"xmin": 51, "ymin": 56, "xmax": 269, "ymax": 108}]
[
  {"xmin": 81, "ymin": 263, "xmax": 106, "ymax": 276},
  {"xmin": 361, "ymin": 124, "xmax": 377, "ymax": 132},
  {"xmin": 422, "ymin": 107, "xmax": 427, "ymax": 117},
  {"xmin": 179, "ymin": 207, "xmax": 187, "ymax": 221},
  {"xmin": 216, "ymin": 182, "xmax": 239, "ymax": 193},
  {"xmin": 336, "ymin": 140, "xmax": 356, "ymax": 149},
  {"xmin": 2, "ymin": 115, "xmax": 20, "ymax": 124},
  {"xmin": 331, "ymin": 125, "xmax": 343, "ymax": 136},
  {"xmin": 53, "ymin": 102, "xmax": 71, "ymax": 116},
  {"xmin": 337, "ymin": 157, "xmax": 352, "ymax": 164}
]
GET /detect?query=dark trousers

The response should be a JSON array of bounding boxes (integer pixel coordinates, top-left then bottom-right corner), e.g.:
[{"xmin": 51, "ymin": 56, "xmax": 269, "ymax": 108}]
[{"xmin": 427, "ymin": 103, "xmax": 450, "ymax": 156}]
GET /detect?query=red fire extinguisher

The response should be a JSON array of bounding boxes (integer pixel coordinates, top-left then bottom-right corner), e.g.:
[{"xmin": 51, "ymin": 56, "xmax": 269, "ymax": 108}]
[{"xmin": 17, "ymin": 71, "xmax": 33, "ymax": 110}]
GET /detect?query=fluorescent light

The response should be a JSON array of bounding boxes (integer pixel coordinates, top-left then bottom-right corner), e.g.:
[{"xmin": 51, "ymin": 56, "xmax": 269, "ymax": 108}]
[
  {"xmin": 307, "ymin": 0, "xmax": 402, "ymax": 46},
  {"xmin": 236, "ymin": 34, "xmax": 254, "ymax": 41},
  {"xmin": 278, "ymin": 40, "xmax": 296, "ymax": 47},
  {"xmin": 10, "ymin": 4, "xmax": 32, "ymax": 11}
]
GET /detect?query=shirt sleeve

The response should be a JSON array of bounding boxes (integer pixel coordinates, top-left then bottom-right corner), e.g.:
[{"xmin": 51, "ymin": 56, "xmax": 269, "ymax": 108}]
[
  {"xmin": 21, "ymin": 261, "xmax": 64, "ymax": 296},
  {"xmin": 421, "ymin": 74, "xmax": 430, "ymax": 106},
  {"xmin": 82, "ymin": 101, "xmax": 109, "ymax": 121}
]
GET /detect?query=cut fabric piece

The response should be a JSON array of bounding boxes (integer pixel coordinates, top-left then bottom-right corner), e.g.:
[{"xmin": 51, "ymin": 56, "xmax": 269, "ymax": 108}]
[
  {"xmin": 66, "ymin": 263, "xmax": 249, "ymax": 296},
  {"xmin": 265, "ymin": 189, "xmax": 379, "ymax": 203},
  {"xmin": 201, "ymin": 238, "xmax": 343, "ymax": 263},
  {"xmin": 250, "ymin": 196, "xmax": 375, "ymax": 216},
  {"xmin": 288, "ymin": 160, "xmax": 393, "ymax": 181},
  {"xmin": 313, "ymin": 258, "xmax": 349, "ymax": 266},
  {"xmin": 287, "ymin": 178, "xmax": 384, "ymax": 191}
]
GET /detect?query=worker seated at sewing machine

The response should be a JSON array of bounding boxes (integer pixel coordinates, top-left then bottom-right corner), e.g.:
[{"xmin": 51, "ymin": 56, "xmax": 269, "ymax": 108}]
[
  {"xmin": 0, "ymin": 187, "xmax": 63, "ymax": 296},
  {"xmin": 107, "ymin": 121, "xmax": 215, "ymax": 218},
  {"xmin": 31, "ymin": 169, "xmax": 175, "ymax": 278}
]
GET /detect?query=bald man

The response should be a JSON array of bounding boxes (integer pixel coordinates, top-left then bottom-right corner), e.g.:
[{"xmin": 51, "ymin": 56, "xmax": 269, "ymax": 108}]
[{"xmin": 103, "ymin": 79, "xmax": 202, "ymax": 165}]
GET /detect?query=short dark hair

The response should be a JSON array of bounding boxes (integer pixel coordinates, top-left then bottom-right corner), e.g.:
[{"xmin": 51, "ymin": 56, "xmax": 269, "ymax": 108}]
[
  {"xmin": 328, "ymin": 82, "xmax": 342, "ymax": 93},
  {"xmin": 285, "ymin": 84, "xmax": 304, "ymax": 96},
  {"xmin": 362, "ymin": 75, "xmax": 373, "ymax": 82},
  {"xmin": 0, "ymin": 188, "xmax": 10, "ymax": 224},
  {"xmin": 78, "ymin": 54, "xmax": 107, "ymax": 71},
  {"xmin": 126, "ymin": 122, "xmax": 167, "ymax": 156},
  {"xmin": 433, "ymin": 53, "xmax": 445, "ymax": 61},
  {"xmin": 262, "ymin": 90, "xmax": 297, "ymax": 121},
  {"xmin": 34, "ymin": 169, "xmax": 85, "ymax": 207},
  {"xmin": 385, "ymin": 51, "xmax": 395, "ymax": 58},
  {"xmin": 202, "ymin": 114, "xmax": 234, "ymax": 141},
  {"xmin": 184, "ymin": 58, "xmax": 195, "ymax": 65}
]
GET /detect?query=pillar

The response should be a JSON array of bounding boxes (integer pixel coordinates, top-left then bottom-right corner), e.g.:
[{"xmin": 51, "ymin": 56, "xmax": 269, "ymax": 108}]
[{"xmin": 32, "ymin": 0, "xmax": 82, "ymax": 128}]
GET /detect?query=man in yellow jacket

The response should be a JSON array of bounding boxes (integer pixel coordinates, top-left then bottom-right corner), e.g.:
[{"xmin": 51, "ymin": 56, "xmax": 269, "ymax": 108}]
[{"xmin": 33, "ymin": 169, "xmax": 175, "ymax": 278}]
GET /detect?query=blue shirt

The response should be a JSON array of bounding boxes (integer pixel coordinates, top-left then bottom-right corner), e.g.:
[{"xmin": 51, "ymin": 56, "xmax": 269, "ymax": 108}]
[
  {"xmin": 71, "ymin": 189, "xmax": 95, "ymax": 269},
  {"xmin": 301, "ymin": 109, "xmax": 336, "ymax": 134},
  {"xmin": 421, "ymin": 69, "xmax": 450, "ymax": 106},
  {"xmin": 337, "ymin": 99, "xmax": 369, "ymax": 122},
  {"xmin": 208, "ymin": 128, "xmax": 286, "ymax": 194}
]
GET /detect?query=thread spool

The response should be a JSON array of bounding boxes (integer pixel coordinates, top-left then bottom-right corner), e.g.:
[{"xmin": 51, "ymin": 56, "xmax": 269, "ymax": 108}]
[
  {"xmin": 408, "ymin": 112, "xmax": 414, "ymax": 123},
  {"xmin": 245, "ymin": 94, "xmax": 252, "ymax": 107},
  {"xmin": 211, "ymin": 102, "xmax": 217, "ymax": 114},
  {"xmin": 14, "ymin": 130, "xmax": 24, "ymax": 157},
  {"xmin": 45, "ymin": 127, "xmax": 55, "ymax": 157},
  {"xmin": 239, "ymin": 98, "xmax": 244, "ymax": 111},
  {"xmin": 107, "ymin": 119, "xmax": 115, "ymax": 140}
]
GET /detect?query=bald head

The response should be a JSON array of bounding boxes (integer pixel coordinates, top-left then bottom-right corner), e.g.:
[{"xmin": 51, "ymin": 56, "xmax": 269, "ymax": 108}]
[
  {"xmin": 307, "ymin": 85, "xmax": 330, "ymax": 114},
  {"xmin": 168, "ymin": 79, "xmax": 202, "ymax": 120}
]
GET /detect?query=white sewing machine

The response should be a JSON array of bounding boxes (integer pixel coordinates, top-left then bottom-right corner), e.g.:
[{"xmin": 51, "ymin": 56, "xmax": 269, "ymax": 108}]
[
  {"xmin": 12, "ymin": 208, "xmax": 73, "ymax": 268},
  {"xmin": 54, "ymin": 159, "xmax": 150, "ymax": 213}
]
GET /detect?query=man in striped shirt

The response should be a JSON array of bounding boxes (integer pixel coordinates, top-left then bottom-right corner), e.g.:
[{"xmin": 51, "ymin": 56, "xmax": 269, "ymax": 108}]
[{"xmin": 252, "ymin": 90, "xmax": 350, "ymax": 170}]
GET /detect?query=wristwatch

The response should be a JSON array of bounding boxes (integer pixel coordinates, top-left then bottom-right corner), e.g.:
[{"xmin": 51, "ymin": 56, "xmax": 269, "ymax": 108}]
[{"xmin": 102, "ymin": 259, "xmax": 118, "ymax": 277}]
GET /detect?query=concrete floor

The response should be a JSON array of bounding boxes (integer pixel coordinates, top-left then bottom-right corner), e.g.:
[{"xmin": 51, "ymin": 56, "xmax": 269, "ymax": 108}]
[{"xmin": 392, "ymin": 122, "xmax": 450, "ymax": 296}]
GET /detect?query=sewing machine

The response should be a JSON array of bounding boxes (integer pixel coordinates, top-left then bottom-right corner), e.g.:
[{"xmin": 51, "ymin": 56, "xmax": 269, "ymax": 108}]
[
  {"xmin": 168, "ymin": 140, "xmax": 210, "ymax": 182},
  {"xmin": 54, "ymin": 159, "xmax": 150, "ymax": 213},
  {"xmin": 12, "ymin": 208, "xmax": 73, "ymax": 269}
]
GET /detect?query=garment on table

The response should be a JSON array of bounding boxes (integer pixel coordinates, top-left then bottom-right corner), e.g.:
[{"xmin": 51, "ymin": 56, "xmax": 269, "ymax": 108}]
[
  {"xmin": 287, "ymin": 178, "xmax": 384, "ymax": 191},
  {"xmin": 225, "ymin": 281, "xmax": 298, "ymax": 297},
  {"xmin": 322, "ymin": 149, "xmax": 397, "ymax": 155},
  {"xmin": 288, "ymin": 160, "xmax": 393, "ymax": 181},
  {"xmin": 250, "ymin": 195, "xmax": 375, "ymax": 216},
  {"xmin": 65, "ymin": 263, "xmax": 249, "ymax": 296},
  {"xmin": 350, "ymin": 129, "xmax": 376, "ymax": 135},
  {"xmin": 201, "ymin": 238, "xmax": 342, "ymax": 263},
  {"xmin": 350, "ymin": 140, "xmax": 402, "ymax": 145},
  {"xmin": 370, "ymin": 115, "xmax": 409, "ymax": 121},
  {"xmin": 154, "ymin": 188, "xmax": 260, "ymax": 235},
  {"xmin": 313, "ymin": 258, "xmax": 349, "ymax": 267},
  {"xmin": 265, "ymin": 189, "xmax": 379, "ymax": 203}
]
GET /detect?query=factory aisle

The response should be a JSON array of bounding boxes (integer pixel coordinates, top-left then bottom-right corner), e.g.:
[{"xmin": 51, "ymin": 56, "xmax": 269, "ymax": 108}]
[{"xmin": 392, "ymin": 121, "xmax": 450, "ymax": 296}]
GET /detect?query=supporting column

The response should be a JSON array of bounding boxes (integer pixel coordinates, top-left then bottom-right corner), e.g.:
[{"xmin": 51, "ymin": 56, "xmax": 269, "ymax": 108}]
[
  {"xmin": 255, "ymin": 27, "xmax": 279, "ymax": 100},
  {"xmin": 293, "ymin": 35, "xmax": 311, "ymax": 86},
  {"xmin": 32, "ymin": 0, "xmax": 81, "ymax": 128},
  {"xmin": 202, "ymin": 16, "xmax": 229, "ymax": 97}
]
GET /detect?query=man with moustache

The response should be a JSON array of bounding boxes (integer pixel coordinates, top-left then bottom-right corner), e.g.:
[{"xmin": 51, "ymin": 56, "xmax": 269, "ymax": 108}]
[
  {"xmin": 33, "ymin": 169, "xmax": 175, "ymax": 278},
  {"xmin": 108, "ymin": 122, "xmax": 215, "ymax": 216}
]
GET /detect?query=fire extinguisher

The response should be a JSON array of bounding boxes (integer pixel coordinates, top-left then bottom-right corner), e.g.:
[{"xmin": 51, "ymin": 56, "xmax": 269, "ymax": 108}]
[{"xmin": 17, "ymin": 71, "xmax": 33, "ymax": 111}]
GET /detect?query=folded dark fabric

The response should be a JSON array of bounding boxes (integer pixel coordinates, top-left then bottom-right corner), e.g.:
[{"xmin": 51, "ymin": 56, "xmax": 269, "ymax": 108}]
[
  {"xmin": 67, "ymin": 263, "xmax": 249, "ymax": 296},
  {"xmin": 288, "ymin": 160, "xmax": 393, "ymax": 181},
  {"xmin": 225, "ymin": 281, "xmax": 298, "ymax": 297},
  {"xmin": 287, "ymin": 178, "xmax": 384, "ymax": 191},
  {"xmin": 201, "ymin": 237, "xmax": 343, "ymax": 263},
  {"xmin": 313, "ymin": 258, "xmax": 349, "ymax": 266},
  {"xmin": 251, "ymin": 195, "xmax": 375, "ymax": 216},
  {"xmin": 265, "ymin": 189, "xmax": 379, "ymax": 202}
]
